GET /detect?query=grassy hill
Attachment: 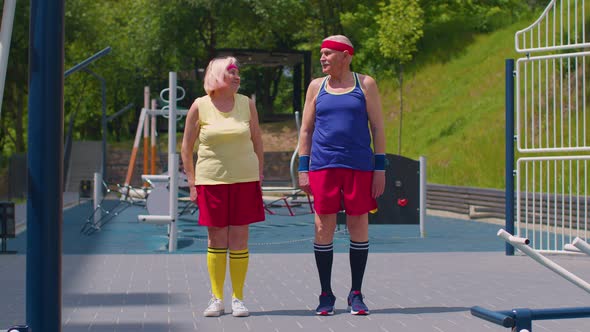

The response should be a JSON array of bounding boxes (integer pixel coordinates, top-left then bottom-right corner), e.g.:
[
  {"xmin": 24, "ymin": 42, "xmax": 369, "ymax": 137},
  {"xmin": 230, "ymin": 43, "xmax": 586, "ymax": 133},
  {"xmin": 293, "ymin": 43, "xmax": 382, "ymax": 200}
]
[{"xmin": 378, "ymin": 20, "xmax": 527, "ymax": 189}]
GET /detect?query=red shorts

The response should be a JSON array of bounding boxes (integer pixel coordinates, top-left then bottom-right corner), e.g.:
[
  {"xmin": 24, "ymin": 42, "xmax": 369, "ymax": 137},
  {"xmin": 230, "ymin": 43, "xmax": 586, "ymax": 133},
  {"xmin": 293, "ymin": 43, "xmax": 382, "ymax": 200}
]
[
  {"xmin": 309, "ymin": 168, "xmax": 377, "ymax": 215},
  {"xmin": 196, "ymin": 181, "xmax": 265, "ymax": 227}
]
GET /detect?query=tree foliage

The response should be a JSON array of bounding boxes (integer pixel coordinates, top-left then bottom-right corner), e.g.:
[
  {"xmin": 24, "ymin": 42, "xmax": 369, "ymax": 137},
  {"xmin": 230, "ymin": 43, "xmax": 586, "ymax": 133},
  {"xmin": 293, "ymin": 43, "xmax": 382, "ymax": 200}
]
[
  {"xmin": 0, "ymin": 0, "xmax": 543, "ymax": 162},
  {"xmin": 376, "ymin": 0, "xmax": 424, "ymax": 65}
]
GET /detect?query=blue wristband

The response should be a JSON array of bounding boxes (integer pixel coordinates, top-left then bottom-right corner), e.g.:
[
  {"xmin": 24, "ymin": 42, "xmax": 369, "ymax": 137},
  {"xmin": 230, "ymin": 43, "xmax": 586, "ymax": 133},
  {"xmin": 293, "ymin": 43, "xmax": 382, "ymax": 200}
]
[
  {"xmin": 298, "ymin": 155, "xmax": 310, "ymax": 172},
  {"xmin": 374, "ymin": 154, "xmax": 386, "ymax": 171}
]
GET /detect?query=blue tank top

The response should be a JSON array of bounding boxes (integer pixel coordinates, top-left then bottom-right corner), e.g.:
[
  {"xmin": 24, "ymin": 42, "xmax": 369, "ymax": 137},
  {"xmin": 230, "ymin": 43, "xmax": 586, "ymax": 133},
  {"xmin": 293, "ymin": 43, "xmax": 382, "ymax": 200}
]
[{"xmin": 310, "ymin": 73, "xmax": 373, "ymax": 171}]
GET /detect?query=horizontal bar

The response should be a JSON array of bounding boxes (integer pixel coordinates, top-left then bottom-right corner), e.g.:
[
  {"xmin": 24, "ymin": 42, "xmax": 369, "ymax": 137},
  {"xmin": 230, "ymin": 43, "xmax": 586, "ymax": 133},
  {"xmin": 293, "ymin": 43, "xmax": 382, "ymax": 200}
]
[
  {"xmin": 516, "ymin": 43, "xmax": 590, "ymax": 54},
  {"xmin": 497, "ymin": 229, "xmax": 529, "ymax": 245},
  {"xmin": 107, "ymin": 103, "xmax": 134, "ymax": 122},
  {"xmin": 144, "ymin": 108, "xmax": 189, "ymax": 116},
  {"xmin": 64, "ymin": 46, "xmax": 111, "ymax": 78},
  {"xmin": 470, "ymin": 306, "xmax": 515, "ymax": 327},
  {"xmin": 573, "ymin": 238, "xmax": 590, "ymax": 256},
  {"xmin": 516, "ymin": 50, "xmax": 590, "ymax": 63},
  {"xmin": 529, "ymin": 307, "xmax": 590, "ymax": 321},
  {"xmin": 142, "ymin": 175, "xmax": 169, "ymax": 182},
  {"xmin": 516, "ymin": 155, "xmax": 590, "ymax": 162},
  {"xmin": 137, "ymin": 215, "xmax": 173, "ymax": 224},
  {"xmin": 497, "ymin": 229, "xmax": 590, "ymax": 294}
]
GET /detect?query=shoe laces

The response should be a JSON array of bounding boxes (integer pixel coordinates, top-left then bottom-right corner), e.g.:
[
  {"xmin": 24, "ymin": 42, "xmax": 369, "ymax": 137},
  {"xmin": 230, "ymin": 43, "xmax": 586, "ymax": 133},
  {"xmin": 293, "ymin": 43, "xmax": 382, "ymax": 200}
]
[
  {"xmin": 349, "ymin": 291, "xmax": 365, "ymax": 306},
  {"xmin": 232, "ymin": 298, "xmax": 248, "ymax": 311},
  {"xmin": 207, "ymin": 297, "xmax": 223, "ymax": 309}
]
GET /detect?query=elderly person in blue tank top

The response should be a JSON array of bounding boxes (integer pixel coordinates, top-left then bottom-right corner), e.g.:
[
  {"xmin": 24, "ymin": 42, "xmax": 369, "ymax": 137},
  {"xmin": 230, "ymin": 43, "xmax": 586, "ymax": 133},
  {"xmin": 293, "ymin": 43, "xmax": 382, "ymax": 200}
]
[{"xmin": 298, "ymin": 35, "xmax": 386, "ymax": 316}]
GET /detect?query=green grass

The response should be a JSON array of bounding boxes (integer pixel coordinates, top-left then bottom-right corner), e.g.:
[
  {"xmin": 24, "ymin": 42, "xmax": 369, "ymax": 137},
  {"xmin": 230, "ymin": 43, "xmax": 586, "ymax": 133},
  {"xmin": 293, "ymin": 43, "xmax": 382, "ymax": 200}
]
[{"xmin": 379, "ymin": 20, "xmax": 527, "ymax": 189}]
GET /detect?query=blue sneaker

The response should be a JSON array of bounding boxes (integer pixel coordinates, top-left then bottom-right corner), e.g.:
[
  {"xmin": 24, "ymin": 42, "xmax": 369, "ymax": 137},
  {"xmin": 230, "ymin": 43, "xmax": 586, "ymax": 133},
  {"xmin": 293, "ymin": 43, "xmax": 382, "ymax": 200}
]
[
  {"xmin": 315, "ymin": 292, "xmax": 336, "ymax": 315},
  {"xmin": 348, "ymin": 290, "xmax": 369, "ymax": 315}
]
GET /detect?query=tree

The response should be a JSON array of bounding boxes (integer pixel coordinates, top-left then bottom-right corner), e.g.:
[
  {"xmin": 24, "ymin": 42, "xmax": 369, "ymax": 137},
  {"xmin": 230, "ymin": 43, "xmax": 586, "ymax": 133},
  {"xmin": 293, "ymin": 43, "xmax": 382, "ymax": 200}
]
[
  {"xmin": 0, "ymin": 0, "xmax": 29, "ymax": 159},
  {"xmin": 376, "ymin": 0, "xmax": 423, "ymax": 155}
]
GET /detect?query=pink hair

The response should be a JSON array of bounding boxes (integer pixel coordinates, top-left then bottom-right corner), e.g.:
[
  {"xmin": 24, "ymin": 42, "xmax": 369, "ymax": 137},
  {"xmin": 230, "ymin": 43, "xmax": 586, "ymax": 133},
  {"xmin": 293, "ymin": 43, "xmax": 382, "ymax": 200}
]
[{"xmin": 203, "ymin": 56, "xmax": 239, "ymax": 95}]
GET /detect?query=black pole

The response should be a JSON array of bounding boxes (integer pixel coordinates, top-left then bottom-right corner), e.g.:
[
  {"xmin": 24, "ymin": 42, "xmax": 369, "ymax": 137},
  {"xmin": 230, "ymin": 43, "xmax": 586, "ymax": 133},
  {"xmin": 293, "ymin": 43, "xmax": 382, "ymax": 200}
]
[
  {"xmin": 64, "ymin": 46, "xmax": 111, "ymax": 78},
  {"xmin": 292, "ymin": 63, "xmax": 302, "ymax": 114},
  {"xmin": 27, "ymin": 1, "xmax": 64, "ymax": 331},
  {"xmin": 505, "ymin": 59, "xmax": 515, "ymax": 256},
  {"xmin": 398, "ymin": 62, "xmax": 403, "ymax": 156},
  {"xmin": 83, "ymin": 68, "xmax": 107, "ymax": 181},
  {"xmin": 101, "ymin": 78, "xmax": 106, "ymax": 179}
]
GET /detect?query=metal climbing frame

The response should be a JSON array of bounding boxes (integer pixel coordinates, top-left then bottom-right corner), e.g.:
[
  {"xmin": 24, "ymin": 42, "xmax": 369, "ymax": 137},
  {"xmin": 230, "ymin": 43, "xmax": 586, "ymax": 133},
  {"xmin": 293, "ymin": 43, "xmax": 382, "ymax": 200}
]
[
  {"xmin": 513, "ymin": 0, "xmax": 590, "ymax": 253},
  {"xmin": 473, "ymin": 2, "xmax": 590, "ymax": 330}
]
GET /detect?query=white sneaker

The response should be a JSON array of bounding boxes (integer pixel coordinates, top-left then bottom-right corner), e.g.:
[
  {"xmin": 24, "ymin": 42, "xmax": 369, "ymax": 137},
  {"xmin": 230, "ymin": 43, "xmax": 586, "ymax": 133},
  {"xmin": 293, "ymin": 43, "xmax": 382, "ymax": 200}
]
[
  {"xmin": 231, "ymin": 297, "xmax": 250, "ymax": 317},
  {"xmin": 203, "ymin": 298, "xmax": 224, "ymax": 317}
]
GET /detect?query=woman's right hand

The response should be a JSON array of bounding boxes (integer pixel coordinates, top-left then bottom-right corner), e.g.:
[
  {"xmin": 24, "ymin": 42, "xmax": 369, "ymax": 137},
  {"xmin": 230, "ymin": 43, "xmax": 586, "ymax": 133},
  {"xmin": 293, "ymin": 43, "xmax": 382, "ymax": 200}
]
[{"xmin": 190, "ymin": 185, "xmax": 198, "ymax": 204}]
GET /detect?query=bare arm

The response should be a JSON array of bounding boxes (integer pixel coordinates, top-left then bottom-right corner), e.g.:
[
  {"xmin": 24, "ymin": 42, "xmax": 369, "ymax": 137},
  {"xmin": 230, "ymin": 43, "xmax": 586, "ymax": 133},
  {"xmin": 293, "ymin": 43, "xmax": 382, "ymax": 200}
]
[
  {"xmin": 361, "ymin": 74, "xmax": 386, "ymax": 198},
  {"xmin": 297, "ymin": 78, "xmax": 322, "ymax": 194},
  {"xmin": 181, "ymin": 99, "xmax": 200, "ymax": 187},
  {"xmin": 249, "ymin": 98, "xmax": 264, "ymax": 179},
  {"xmin": 298, "ymin": 78, "xmax": 322, "ymax": 156},
  {"xmin": 361, "ymin": 75, "xmax": 386, "ymax": 155}
]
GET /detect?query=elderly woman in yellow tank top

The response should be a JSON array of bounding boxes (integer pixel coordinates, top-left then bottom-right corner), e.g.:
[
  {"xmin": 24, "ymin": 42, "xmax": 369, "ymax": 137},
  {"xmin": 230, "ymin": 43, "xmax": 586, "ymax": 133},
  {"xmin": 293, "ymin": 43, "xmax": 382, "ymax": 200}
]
[{"xmin": 181, "ymin": 56, "xmax": 265, "ymax": 318}]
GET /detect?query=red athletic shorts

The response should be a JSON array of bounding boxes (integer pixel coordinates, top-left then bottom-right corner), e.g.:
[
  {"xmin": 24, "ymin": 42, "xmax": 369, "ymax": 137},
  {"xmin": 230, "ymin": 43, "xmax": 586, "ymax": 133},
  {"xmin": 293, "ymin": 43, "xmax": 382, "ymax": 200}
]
[
  {"xmin": 196, "ymin": 181, "xmax": 265, "ymax": 227},
  {"xmin": 309, "ymin": 168, "xmax": 377, "ymax": 215}
]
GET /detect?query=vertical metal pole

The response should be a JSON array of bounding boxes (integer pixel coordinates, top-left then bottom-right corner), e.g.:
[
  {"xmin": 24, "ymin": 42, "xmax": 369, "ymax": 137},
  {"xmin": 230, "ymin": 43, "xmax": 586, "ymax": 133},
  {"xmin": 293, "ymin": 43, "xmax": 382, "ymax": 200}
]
[
  {"xmin": 150, "ymin": 99, "xmax": 157, "ymax": 175},
  {"xmin": 419, "ymin": 156, "xmax": 426, "ymax": 238},
  {"xmin": 506, "ymin": 59, "xmax": 516, "ymax": 256},
  {"xmin": 168, "ymin": 72, "xmax": 178, "ymax": 252},
  {"xmin": 292, "ymin": 63, "xmax": 302, "ymax": 113},
  {"xmin": 93, "ymin": 172, "xmax": 102, "ymax": 228},
  {"xmin": 289, "ymin": 111, "xmax": 301, "ymax": 189},
  {"xmin": 27, "ymin": 1, "xmax": 64, "ymax": 331},
  {"xmin": 0, "ymin": 0, "xmax": 17, "ymax": 119},
  {"xmin": 101, "ymin": 78, "xmax": 107, "ymax": 182},
  {"xmin": 512, "ymin": 308, "xmax": 533, "ymax": 332},
  {"xmin": 143, "ymin": 86, "xmax": 150, "ymax": 185}
]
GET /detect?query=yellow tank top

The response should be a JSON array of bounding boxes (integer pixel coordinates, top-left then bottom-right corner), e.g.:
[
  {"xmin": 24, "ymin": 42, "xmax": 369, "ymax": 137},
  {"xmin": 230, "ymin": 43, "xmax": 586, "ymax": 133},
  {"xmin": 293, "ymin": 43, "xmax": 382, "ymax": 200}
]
[{"xmin": 194, "ymin": 94, "xmax": 259, "ymax": 185}]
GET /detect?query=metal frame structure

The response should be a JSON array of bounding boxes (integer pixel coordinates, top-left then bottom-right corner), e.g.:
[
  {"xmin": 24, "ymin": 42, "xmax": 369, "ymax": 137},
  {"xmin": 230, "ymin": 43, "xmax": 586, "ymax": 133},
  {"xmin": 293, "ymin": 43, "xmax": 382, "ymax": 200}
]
[
  {"xmin": 0, "ymin": 0, "xmax": 16, "ymax": 120},
  {"xmin": 475, "ymin": 2, "xmax": 590, "ymax": 330},
  {"xmin": 472, "ymin": 229, "xmax": 590, "ymax": 331},
  {"xmin": 136, "ymin": 72, "xmax": 183, "ymax": 252},
  {"xmin": 511, "ymin": 0, "xmax": 590, "ymax": 254},
  {"xmin": 26, "ymin": 2, "xmax": 64, "ymax": 331}
]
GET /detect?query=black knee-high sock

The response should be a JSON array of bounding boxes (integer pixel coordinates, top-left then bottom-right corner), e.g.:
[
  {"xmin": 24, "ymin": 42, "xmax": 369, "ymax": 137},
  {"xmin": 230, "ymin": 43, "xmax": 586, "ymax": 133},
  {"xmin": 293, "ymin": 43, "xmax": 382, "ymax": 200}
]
[
  {"xmin": 314, "ymin": 242, "xmax": 334, "ymax": 294},
  {"xmin": 350, "ymin": 240, "xmax": 369, "ymax": 292}
]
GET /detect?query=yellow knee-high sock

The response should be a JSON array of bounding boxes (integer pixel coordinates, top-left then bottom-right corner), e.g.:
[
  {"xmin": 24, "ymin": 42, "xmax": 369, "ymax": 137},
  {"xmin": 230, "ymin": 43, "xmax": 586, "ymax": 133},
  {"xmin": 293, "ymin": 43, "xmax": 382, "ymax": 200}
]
[
  {"xmin": 207, "ymin": 247, "xmax": 227, "ymax": 300},
  {"xmin": 229, "ymin": 249, "xmax": 249, "ymax": 300}
]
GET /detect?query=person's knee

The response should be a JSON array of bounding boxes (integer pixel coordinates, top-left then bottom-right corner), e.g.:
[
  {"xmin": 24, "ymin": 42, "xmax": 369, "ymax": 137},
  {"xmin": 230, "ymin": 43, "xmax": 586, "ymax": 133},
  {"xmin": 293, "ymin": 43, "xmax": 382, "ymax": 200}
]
[
  {"xmin": 228, "ymin": 226, "xmax": 249, "ymax": 250},
  {"xmin": 315, "ymin": 217, "xmax": 337, "ymax": 244},
  {"xmin": 208, "ymin": 227, "xmax": 229, "ymax": 247},
  {"xmin": 346, "ymin": 215, "xmax": 368, "ymax": 239},
  {"xmin": 317, "ymin": 223, "xmax": 336, "ymax": 234}
]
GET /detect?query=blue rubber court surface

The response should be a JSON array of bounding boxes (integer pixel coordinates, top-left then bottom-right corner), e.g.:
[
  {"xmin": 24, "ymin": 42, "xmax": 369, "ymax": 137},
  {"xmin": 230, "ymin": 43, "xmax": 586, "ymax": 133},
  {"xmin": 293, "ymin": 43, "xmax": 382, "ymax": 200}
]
[{"xmin": 6, "ymin": 199, "xmax": 505, "ymax": 254}]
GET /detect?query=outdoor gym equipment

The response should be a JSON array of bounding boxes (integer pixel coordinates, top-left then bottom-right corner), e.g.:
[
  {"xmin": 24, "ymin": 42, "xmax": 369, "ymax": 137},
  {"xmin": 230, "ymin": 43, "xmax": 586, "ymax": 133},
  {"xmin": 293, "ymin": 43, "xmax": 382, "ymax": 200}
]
[
  {"xmin": 137, "ymin": 72, "xmax": 185, "ymax": 252},
  {"xmin": 471, "ymin": 229, "xmax": 590, "ymax": 331}
]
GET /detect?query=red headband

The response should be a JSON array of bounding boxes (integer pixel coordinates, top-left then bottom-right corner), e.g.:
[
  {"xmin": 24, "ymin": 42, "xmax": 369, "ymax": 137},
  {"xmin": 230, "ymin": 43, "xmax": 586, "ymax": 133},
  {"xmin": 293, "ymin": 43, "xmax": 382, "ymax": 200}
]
[
  {"xmin": 320, "ymin": 40, "xmax": 354, "ymax": 55},
  {"xmin": 227, "ymin": 64, "xmax": 238, "ymax": 71}
]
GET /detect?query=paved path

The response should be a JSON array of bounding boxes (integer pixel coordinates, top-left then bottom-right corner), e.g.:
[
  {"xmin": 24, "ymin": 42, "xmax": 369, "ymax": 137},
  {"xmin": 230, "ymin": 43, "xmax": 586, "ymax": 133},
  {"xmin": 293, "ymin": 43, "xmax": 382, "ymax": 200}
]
[{"xmin": 2, "ymin": 200, "xmax": 590, "ymax": 331}]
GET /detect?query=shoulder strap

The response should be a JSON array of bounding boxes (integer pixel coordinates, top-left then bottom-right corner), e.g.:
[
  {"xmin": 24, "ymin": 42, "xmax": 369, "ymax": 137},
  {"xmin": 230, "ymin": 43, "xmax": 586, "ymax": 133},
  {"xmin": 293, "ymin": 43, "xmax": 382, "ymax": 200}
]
[
  {"xmin": 353, "ymin": 72, "xmax": 361, "ymax": 88},
  {"xmin": 319, "ymin": 76, "xmax": 329, "ymax": 92}
]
